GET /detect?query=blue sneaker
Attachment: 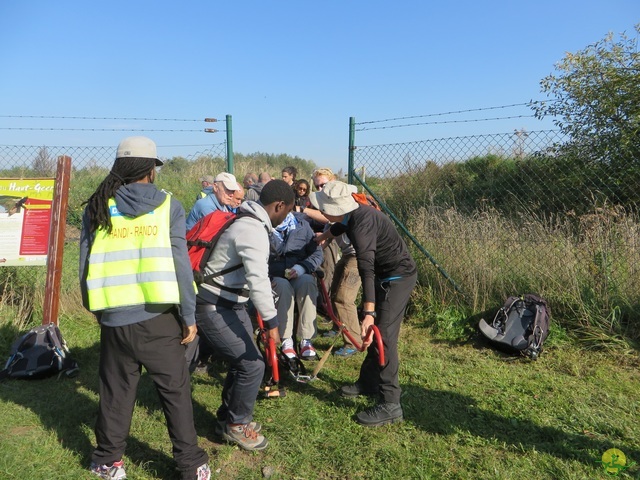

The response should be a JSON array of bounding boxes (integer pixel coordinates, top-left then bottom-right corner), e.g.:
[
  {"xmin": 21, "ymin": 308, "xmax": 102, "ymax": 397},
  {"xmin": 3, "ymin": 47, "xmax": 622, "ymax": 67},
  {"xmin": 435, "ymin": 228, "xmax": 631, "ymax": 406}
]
[
  {"xmin": 334, "ymin": 346, "xmax": 357, "ymax": 357},
  {"xmin": 322, "ymin": 330, "xmax": 339, "ymax": 338}
]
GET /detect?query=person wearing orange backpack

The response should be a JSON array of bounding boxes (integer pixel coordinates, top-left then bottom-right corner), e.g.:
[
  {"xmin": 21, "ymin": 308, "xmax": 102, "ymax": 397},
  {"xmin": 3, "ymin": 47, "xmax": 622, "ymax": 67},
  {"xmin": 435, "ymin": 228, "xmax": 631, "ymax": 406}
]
[{"xmin": 310, "ymin": 181, "xmax": 417, "ymax": 427}]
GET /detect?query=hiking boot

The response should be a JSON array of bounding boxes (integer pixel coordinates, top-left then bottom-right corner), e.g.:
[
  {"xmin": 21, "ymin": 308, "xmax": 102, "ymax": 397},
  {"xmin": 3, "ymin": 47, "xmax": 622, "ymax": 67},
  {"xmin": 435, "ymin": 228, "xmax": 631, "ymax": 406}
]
[
  {"xmin": 300, "ymin": 339, "xmax": 317, "ymax": 360},
  {"xmin": 194, "ymin": 463, "xmax": 211, "ymax": 480},
  {"xmin": 334, "ymin": 346, "xmax": 357, "ymax": 357},
  {"xmin": 281, "ymin": 338, "xmax": 297, "ymax": 359},
  {"xmin": 90, "ymin": 460, "xmax": 127, "ymax": 480},
  {"xmin": 355, "ymin": 402, "xmax": 403, "ymax": 427},
  {"xmin": 214, "ymin": 419, "xmax": 261, "ymax": 438},
  {"xmin": 340, "ymin": 382, "xmax": 379, "ymax": 398},
  {"xmin": 223, "ymin": 423, "xmax": 269, "ymax": 451}
]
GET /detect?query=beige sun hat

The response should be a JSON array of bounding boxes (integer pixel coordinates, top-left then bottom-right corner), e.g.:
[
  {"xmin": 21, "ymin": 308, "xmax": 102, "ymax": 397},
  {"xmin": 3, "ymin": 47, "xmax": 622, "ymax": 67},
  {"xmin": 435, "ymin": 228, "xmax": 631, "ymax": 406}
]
[
  {"xmin": 308, "ymin": 181, "xmax": 359, "ymax": 216},
  {"xmin": 116, "ymin": 136, "xmax": 163, "ymax": 166},
  {"xmin": 215, "ymin": 172, "xmax": 241, "ymax": 191}
]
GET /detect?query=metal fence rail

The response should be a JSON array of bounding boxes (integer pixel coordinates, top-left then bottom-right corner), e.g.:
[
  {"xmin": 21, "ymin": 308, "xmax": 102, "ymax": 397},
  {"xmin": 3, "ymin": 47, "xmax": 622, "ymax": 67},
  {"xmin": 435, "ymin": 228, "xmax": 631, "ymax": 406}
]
[
  {"xmin": 0, "ymin": 141, "xmax": 228, "ymax": 289},
  {"xmin": 349, "ymin": 123, "xmax": 640, "ymax": 314}
]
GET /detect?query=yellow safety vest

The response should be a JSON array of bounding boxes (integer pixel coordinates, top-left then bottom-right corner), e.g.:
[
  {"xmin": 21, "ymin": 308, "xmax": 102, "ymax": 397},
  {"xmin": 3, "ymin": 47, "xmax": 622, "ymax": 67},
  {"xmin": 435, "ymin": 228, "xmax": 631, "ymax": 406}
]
[{"xmin": 86, "ymin": 195, "xmax": 180, "ymax": 311}]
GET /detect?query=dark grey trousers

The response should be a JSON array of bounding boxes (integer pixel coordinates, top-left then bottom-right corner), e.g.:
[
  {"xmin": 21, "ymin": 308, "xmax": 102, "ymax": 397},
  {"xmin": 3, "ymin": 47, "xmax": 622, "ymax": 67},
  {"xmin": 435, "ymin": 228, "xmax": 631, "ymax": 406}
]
[
  {"xmin": 357, "ymin": 272, "xmax": 418, "ymax": 404},
  {"xmin": 93, "ymin": 312, "xmax": 208, "ymax": 476},
  {"xmin": 195, "ymin": 302, "xmax": 265, "ymax": 425}
]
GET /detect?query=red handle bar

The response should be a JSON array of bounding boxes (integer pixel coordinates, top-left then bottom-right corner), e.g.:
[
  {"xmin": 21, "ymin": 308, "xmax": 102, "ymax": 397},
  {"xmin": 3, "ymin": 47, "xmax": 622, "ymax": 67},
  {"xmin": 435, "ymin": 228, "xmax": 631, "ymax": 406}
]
[
  {"xmin": 255, "ymin": 312, "xmax": 279, "ymax": 383},
  {"xmin": 318, "ymin": 275, "xmax": 385, "ymax": 366}
]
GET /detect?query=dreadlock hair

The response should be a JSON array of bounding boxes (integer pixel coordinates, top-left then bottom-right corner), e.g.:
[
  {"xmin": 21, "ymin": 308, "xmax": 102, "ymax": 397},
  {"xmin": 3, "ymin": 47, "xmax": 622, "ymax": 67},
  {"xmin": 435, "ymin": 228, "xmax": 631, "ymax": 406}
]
[
  {"xmin": 260, "ymin": 179, "xmax": 295, "ymax": 206},
  {"xmin": 83, "ymin": 157, "xmax": 156, "ymax": 234}
]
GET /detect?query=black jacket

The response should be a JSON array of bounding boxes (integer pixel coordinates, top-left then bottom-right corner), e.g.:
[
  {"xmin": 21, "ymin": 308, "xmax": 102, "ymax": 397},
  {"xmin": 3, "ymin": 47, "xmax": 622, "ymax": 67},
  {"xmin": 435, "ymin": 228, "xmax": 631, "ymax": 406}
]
[{"xmin": 330, "ymin": 205, "xmax": 416, "ymax": 304}]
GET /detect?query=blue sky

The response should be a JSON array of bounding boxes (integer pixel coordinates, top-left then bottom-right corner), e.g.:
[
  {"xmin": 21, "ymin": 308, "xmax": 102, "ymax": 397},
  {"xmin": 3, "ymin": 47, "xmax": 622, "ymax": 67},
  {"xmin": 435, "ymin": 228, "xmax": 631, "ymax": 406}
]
[{"xmin": 0, "ymin": 1, "xmax": 637, "ymax": 172}]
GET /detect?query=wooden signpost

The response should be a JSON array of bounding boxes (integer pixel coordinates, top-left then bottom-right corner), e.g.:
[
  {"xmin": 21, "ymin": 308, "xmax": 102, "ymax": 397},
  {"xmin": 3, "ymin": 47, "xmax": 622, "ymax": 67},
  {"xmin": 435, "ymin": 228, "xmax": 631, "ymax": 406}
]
[{"xmin": 42, "ymin": 156, "xmax": 72, "ymax": 326}]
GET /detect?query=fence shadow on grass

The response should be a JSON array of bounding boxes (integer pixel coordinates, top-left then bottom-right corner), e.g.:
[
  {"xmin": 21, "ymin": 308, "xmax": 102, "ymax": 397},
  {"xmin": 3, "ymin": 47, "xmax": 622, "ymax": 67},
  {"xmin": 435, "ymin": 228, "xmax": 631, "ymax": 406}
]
[
  {"xmin": 297, "ymin": 365, "xmax": 639, "ymax": 470},
  {"xmin": 401, "ymin": 384, "xmax": 640, "ymax": 468},
  {"xmin": 0, "ymin": 331, "xmax": 190, "ymax": 480}
]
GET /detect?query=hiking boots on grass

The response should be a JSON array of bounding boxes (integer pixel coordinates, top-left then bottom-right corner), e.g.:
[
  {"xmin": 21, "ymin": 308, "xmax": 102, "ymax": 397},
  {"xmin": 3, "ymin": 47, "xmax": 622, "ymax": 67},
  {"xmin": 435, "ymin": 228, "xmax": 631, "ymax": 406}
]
[
  {"xmin": 355, "ymin": 402, "xmax": 404, "ymax": 427},
  {"xmin": 90, "ymin": 460, "xmax": 127, "ymax": 480},
  {"xmin": 214, "ymin": 419, "xmax": 262, "ymax": 438},
  {"xmin": 223, "ymin": 423, "xmax": 269, "ymax": 451},
  {"xmin": 340, "ymin": 382, "xmax": 379, "ymax": 398}
]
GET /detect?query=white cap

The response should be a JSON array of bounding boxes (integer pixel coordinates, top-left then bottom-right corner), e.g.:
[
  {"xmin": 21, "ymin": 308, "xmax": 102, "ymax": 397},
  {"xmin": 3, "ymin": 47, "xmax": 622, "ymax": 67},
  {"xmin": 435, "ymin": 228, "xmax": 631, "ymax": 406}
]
[
  {"xmin": 215, "ymin": 172, "xmax": 241, "ymax": 191},
  {"xmin": 116, "ymin": 136, "xmax": 163, "ymax": 166}
]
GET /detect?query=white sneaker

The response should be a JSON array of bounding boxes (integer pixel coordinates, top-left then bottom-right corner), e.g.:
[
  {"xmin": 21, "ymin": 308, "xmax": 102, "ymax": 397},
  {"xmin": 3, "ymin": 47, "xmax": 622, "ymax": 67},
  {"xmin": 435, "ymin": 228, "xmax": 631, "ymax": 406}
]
[
  {"xmin": 195, "ymin": 463, "xmax": 211, "ymax": 480},
  {"xmin": 300, "ymin": 339, "xmax": 317, "ymax": 360},
  {"xmin": 90, "ymin": 460, "xmax": 126, "ymax": 480},
  {"xmin": 281, "ymin": 338, "xmax": 297, "ymax": 359}
]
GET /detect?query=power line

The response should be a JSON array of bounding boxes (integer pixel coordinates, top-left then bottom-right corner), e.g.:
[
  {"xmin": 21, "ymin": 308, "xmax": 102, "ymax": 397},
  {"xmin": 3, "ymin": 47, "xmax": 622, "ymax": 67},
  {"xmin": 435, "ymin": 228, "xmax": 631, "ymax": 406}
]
[
  {"xmin": 357, "ymin": 102, "xmax": 534, "ymax": 125},
  {"xmin": 0, "ymin": 114, "xmax": 219, "ymax": 122},
  {"xmin": 0, "ymin": 143, "xmax": 224, "ymax": 148},
  {"xmin": 357, "ymin": 114, "xmax": 537, "ymax": 131},
  {"xmin": 0, "ymin": 127, "xmax": 219, "ymax": 132}
]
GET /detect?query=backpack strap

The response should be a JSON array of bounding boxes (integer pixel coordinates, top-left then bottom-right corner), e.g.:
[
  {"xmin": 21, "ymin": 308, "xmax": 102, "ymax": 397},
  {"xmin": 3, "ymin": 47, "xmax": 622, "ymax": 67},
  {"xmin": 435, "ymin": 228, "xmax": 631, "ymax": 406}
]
[
  {"xmin": 202, "ymin": 264, "xmax": 250, "ymax": 296},
  {"xmin": 200, "ymin": 210, "xmax": 262, "ymax": 297},
  {"xmin": 525, "ymin": 304, "xmax": 546, "ymax": 358},
  {"xmin": 202, "ymin": 263, "xmax": 244, "ymax": 282}
]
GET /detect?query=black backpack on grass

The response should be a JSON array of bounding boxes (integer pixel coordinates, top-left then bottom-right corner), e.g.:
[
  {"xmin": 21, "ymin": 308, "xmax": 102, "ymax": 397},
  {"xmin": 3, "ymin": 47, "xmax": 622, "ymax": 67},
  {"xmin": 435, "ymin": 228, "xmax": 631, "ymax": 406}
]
[
  {"xmin": 0, "ymin": 323, "xmax": 79, "ymax": 380},
  {"xmin": 479, "ymin": 294, "xmax": 550, "ymax": 360}
]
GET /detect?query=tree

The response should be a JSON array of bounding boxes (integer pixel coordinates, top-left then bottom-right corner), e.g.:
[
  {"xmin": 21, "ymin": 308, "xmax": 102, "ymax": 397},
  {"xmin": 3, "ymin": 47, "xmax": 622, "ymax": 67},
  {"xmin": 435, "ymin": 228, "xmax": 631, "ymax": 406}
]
[
  {"xmin": 531, "ymin": 25, "xmax": 640, "ymax": 168},
  {"xmin": 32, "ymin": 146, "xmax": 55, "ymax": 176},
  {"xmin": 161, "ymin": 156, "xmax": 190, "ymax": 173}
]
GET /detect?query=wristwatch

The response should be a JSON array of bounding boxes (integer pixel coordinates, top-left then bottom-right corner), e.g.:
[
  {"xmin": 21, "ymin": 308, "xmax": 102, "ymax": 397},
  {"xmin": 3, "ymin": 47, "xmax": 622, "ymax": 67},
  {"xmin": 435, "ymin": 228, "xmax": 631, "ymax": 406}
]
[{"xmin": 362, "ymin": 311, "xmax": 377, "ymax": 319}]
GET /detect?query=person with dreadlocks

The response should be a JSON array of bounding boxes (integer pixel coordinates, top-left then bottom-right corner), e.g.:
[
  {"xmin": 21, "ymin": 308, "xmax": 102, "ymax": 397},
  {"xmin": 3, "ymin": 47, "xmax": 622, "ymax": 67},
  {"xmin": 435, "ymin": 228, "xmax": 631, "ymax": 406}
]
[{"xmin": 79, "ymin": 136, "xmax": 211, "ymax": 480}]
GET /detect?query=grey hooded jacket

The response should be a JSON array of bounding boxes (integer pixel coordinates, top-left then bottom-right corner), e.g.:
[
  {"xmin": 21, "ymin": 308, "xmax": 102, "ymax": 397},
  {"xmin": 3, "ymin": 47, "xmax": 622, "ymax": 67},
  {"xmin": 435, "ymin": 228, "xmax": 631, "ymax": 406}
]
[{"xmin": 197, "ymin": 200, "xmax": 279, "ymax": 328}]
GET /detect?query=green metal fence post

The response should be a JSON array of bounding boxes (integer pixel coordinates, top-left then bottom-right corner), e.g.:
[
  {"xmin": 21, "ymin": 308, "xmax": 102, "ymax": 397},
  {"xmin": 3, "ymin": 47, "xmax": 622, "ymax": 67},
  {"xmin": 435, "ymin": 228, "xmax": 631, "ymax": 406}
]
[
  {"xmin": 226, "ymin": 114, "xmax": 234, "ymax": 174},
  {"xmin": 348, "ymin": 117, "xmax": 355, "ymax": 185},
  {"xmin": 351, "ymin": 170, "xmax": 469, "ymax": 302}
]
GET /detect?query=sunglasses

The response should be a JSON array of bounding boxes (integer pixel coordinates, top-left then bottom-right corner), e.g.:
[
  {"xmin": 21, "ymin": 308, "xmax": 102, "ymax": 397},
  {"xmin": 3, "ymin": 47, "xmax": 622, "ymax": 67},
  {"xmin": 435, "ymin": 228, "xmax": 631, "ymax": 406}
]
[
  {"xmin": 297, "ymin": 186, "xmax": 308, "ymax": 192},
  {"xmin": 314, "ymin": 182, "xmax": 327, "ymax": 190}
]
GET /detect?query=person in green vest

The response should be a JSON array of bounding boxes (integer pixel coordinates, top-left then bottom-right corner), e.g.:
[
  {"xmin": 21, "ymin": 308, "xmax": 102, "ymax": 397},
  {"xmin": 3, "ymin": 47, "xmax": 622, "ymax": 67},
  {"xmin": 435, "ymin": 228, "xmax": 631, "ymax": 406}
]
[
  {"xmin": 197, "ymin": 174, "xmax": 215, "ymax": 201},
  {"xmin": 79, "ymin": 136, "xmax": 210, "ymax": 480}
]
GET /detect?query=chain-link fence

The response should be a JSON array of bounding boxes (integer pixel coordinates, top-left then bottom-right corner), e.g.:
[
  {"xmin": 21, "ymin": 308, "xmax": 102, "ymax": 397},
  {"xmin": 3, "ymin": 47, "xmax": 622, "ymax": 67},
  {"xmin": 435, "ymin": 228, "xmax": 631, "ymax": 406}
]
[
  {"xmin": 0, "ymin": 141, "xmax": 228, "ymax": 289},
  {"xmin": 349, "ymin": 126, "xmax": 640, "ymax": 322}
]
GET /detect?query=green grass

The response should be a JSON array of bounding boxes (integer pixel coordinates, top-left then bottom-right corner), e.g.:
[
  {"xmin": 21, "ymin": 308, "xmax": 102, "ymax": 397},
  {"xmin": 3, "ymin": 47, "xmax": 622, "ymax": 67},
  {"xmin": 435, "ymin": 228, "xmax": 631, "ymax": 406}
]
[{"xmin": 1, "ymin": 310, "xmax": 639, "ymax": 479}]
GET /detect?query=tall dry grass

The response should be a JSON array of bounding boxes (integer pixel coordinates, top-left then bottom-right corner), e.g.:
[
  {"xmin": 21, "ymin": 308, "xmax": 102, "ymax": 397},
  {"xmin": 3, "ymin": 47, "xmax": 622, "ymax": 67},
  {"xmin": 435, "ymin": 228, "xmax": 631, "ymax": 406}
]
[
  {"xmin": 407, "ymin": 203, "xmax": 640, "ymax": 348},
  {"xmin": 0, "ymin": 273, "xmax": 45, "ymax": 353}
]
